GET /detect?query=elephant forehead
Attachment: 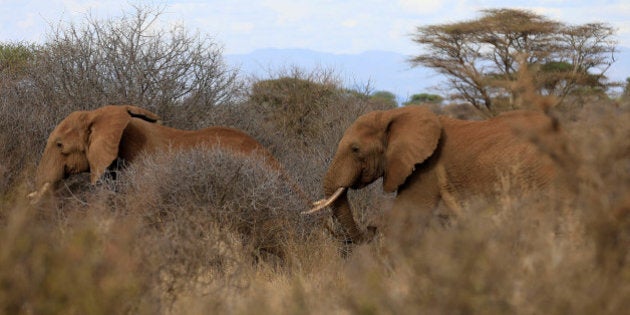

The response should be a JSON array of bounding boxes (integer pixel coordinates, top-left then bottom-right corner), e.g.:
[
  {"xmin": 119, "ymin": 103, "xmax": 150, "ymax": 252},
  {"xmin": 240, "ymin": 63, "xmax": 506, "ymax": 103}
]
[
  {"xmin": 356, "ymin": 110, "xmax": 382, "ymax": 124},
  {"xmin": 350, "ymin": 112, "xmax": 383, "ymax": 134},
  {"xmin": 55, "ymin": 120, "xmax": 77, "ymax": 135},
  {"xmin": 52, "ymin": 113, "xmax": 87, "ymax": 138}
]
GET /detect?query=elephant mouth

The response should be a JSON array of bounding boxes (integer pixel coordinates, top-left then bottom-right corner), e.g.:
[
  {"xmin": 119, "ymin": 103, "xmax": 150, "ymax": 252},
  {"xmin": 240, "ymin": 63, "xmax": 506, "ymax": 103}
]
[
  {"xmin": 63, "ymin": 165, "xmax": 82, "ymax": 178},
  {"xmin": 351, "ymin": 182, "xmax": 369, "ymax": 190},
  {"xmin": 61, "ymin": 165, "xmax": 89, "ymax": 179}
]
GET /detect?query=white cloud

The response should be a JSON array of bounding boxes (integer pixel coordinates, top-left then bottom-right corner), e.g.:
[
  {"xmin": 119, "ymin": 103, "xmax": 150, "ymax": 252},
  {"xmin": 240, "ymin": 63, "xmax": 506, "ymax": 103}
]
[
  {"xmin": 17, "ymin": 13, "xmax": 36, "ymax": 29},
  {"xmin": 261, "ymin": 0, "xmax": 313, "ymax": 24},
  {"xmin": 60, "ymin": 0, "xmax": 99, "ymax": 15},
  {"xmin": 231, "ymin": 21, "xmax": 255, "ymax": 33},
  {"xmin": 397, "ymin": 0, "xmax": 443, "ymax": 15},
  {"xmin": 342, "ymin": 19, "xmax": 359, "ymax": 28}
]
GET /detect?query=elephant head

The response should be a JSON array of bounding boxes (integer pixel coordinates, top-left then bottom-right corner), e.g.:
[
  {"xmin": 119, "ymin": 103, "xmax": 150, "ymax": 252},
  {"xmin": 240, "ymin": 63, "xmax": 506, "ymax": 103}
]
[
  {"xmin": 309, "ymin": 106, "xmax": 442, "ymax": 243},
  {"xmin": 28, "ymin": 105, "xmax": 160, "ymax": 201}
]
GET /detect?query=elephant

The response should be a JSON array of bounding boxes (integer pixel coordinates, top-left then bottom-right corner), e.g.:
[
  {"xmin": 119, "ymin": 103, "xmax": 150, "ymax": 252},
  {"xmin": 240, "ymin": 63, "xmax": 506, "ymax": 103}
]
[
  {"xmin": 28, "ymin": 105, "xmax": 299, "ymax": 202},
  {"xmin": 306, "ymin": 106, "xmax": 561, "ymax": 244}
]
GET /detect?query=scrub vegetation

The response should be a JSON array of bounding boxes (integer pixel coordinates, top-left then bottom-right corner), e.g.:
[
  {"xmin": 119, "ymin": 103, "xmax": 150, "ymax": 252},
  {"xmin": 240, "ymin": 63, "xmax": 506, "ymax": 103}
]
[{"xmin": 1, "ymin": 6, "xmax": 628, "ymax": 314}]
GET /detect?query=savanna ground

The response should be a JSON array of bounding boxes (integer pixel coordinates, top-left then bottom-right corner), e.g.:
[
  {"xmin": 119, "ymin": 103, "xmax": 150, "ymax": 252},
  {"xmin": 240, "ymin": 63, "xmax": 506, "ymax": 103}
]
[{"xmin": 1, "ymin": 7, "xmax": 629, "ymax": 315}]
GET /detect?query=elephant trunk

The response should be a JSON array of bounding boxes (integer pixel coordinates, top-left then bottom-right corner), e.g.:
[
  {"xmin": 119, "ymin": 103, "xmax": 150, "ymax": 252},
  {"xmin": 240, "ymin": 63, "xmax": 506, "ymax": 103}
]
[
  {"xmin": 323, "ymin": 165, "xmax": 365, "ymax": 244},
  {"xmin": 329, "ymin": 191, "xmax": 365, "ymax": 244},
  {"xmin": 30, "ymin": 146, "xmax": 63, "ymax": 198}
]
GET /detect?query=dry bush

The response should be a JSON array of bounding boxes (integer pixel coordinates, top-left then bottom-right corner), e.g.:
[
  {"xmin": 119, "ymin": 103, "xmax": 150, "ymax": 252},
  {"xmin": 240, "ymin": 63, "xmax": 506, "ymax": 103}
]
[
  {"xmin": 0, "ymin": 90, "xmax": 59, "ymax": 196},
  {"xmin": 241, "ymin": 68, "xmax": 385, "ymax": 151},
  {"xmin": 32, "ymin": 5, "xmax": 243, "ymax": 128},
  {"xmin": 0, "ymin": 198, "xmax": 154, "ymax": 314},
  {"xmin": 115, "ymin": 147, "xmax": 327, "ymax": 303},
  {"xmin": 0, "ymin": 43, "xmax": 46, "ymax": 194}
]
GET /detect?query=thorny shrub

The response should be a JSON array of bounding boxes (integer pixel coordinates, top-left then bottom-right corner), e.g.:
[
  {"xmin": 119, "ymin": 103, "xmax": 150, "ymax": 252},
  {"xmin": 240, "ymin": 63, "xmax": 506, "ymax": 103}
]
[{"xmin": 118, "ymin": 147, "xmax": 327, "ymax": 305}]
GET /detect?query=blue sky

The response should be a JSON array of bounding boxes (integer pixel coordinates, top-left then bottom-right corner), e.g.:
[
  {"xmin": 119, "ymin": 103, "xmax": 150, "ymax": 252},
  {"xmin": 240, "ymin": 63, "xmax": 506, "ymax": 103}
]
[{"xmin": 1, "ymin": 0, "xmax": 629, "ymax": 55}]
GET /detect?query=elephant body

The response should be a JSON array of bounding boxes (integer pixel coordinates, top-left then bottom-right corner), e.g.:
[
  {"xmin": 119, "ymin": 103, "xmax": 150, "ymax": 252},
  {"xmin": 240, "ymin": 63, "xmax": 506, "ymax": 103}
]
[
  {"xmin": 117, "ymin": 117, "xmax": 279, "ymax": 167},
  {"xmin": 30, "ymin": 105, "xmax": 285, "ymax": 200},
  {"xmin": 396, "ymin": 112, "xmax": 557, "ymax": 212},
  {"xmin": 317, "ymin": 106, "xmax": 561, "ymax": 243}
]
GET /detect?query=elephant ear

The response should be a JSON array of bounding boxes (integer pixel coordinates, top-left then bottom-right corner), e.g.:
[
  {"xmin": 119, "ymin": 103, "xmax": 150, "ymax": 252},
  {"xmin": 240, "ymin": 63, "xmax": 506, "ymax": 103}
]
[
  {"xmin": 85, "ymin": 106, "xmax": 135, "ymax": 183},
  {"xmin": 383, "ymin": 106, "xmax": 442, "ymax": 193}
]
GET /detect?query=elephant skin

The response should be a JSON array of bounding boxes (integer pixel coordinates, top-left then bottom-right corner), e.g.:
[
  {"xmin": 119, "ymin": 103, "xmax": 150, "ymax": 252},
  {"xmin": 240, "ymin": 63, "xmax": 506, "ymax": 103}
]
[{"xmin": 317, "ymin": 106, "xmax": 562, "ymax": 244}]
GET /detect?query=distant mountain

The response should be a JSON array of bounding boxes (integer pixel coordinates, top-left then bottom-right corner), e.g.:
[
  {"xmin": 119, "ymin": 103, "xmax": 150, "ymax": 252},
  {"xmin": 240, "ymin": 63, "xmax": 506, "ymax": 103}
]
[{"xmin": 226, "ymin": 47, "xmax": 630, "ymax": 103}]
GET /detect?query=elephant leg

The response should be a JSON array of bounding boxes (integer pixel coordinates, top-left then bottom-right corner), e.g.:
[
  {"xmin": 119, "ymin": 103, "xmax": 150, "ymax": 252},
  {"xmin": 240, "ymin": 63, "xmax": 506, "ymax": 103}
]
[{"xmin": 386, "ymin": 169, "xmax": 441, "ymax": 240}]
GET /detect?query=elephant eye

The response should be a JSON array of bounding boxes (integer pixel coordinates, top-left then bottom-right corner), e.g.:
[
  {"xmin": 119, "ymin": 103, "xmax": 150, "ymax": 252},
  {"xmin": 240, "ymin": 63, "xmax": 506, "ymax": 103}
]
[
  {"xmin": 351, "ymin": 145, "xmax": 360, "ymax": 154},
  {"xmin": 56, "ymin": 141, "xmax": 63, "ymax": 149}
]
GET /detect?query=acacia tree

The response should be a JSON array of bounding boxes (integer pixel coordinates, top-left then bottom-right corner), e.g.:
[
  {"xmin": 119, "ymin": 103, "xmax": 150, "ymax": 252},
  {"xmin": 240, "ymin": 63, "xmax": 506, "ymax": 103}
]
[
  {"xmin": 403, "ymin": 93, "xmax": 443, "ymax": 106},
  {"xmin": 409, "ymin": 8, "xmax": 616, "ymax": 115}
]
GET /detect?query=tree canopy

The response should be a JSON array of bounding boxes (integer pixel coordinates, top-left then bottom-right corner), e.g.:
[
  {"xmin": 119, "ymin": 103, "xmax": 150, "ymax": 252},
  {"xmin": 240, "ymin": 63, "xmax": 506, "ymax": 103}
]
[
  {"xmin": 370, "ymin": 90, "xmax": 398, "ymax": 108},
  {"xmin": 403, "ymin": 93, "xmax": 443, "ymax": 106},
  {"xmin": 409, "ymin": 8, "xmax": 616, "ymax": 115},
  {"xmin": 0, "ymin": 42, "xmax": 35, "ymax": 77}
]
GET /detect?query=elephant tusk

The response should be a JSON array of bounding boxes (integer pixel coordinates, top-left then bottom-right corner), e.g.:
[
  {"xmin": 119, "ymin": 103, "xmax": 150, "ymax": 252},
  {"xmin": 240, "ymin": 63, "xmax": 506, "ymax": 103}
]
[
  {"xmin": 27, "ymin": 182, "xmax": 50, "ymax": 204},
  {"xmin": 301, "ymin": 187, "xmax": 346, "ymax": 215}
]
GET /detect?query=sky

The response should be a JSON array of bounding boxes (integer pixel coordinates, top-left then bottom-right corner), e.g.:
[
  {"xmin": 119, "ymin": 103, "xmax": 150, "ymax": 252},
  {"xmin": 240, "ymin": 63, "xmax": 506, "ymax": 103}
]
[{"xmin": 1, "ymin": 0, "xmax": 629, "ymax": 56}]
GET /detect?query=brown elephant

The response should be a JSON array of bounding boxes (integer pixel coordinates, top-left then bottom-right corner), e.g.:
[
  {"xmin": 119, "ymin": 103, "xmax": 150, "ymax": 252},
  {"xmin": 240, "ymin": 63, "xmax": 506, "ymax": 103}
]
[
  {"xmin": 306, "ymin": 106, "xmax": 561, "ymax": 244},
  {"xmin": 28, "ymin": 105, "xmax": 295, "ymax": 202}
]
